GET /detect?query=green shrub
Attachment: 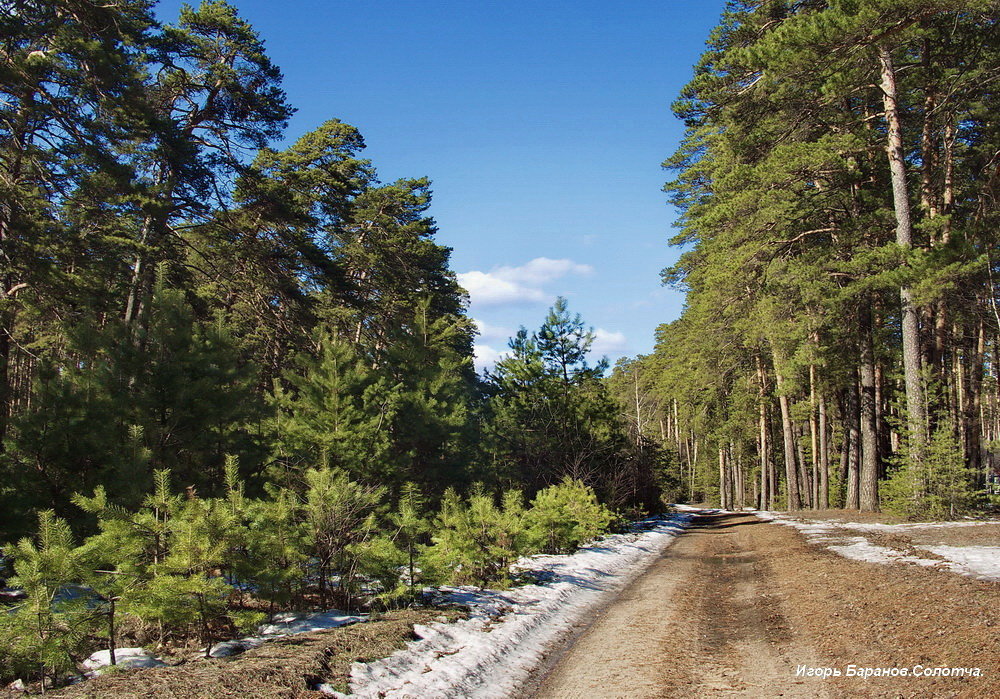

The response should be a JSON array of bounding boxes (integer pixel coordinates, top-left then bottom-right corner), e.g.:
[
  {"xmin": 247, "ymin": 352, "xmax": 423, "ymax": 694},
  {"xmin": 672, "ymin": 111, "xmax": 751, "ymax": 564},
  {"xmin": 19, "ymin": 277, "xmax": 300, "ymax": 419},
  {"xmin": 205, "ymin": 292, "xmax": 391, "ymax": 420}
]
[
  {"xmin": 883, "ymin": 417, "xmax": 976, "ymax": 520},
  {"xmin": 525, "ymin": 478, "xmax": 613, "ymax": 554},
  {"xmin": 1, "ymin": 512, "xmax": 95, "ymax": 686},
  {"xmin": 423, "ymin": 488, "xmax": 529, "ymax": 587}
]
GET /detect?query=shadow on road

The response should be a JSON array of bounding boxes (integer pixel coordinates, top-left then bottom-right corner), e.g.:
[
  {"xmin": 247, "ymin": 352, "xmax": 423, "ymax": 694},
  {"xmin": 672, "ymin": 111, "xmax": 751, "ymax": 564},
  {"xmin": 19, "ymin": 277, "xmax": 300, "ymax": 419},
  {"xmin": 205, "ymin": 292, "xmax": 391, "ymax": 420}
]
[{"xmin": 686, "ymin": 512, "xmax": 763, "ymax": 532}]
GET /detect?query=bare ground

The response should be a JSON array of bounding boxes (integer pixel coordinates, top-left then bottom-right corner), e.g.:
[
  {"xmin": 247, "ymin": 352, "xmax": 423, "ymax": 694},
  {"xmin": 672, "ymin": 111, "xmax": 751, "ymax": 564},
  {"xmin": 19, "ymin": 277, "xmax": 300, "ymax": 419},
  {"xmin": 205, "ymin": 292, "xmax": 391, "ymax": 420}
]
[
  {"xmin": 781, "ymin": 509, "xmax": 1000, "ymax": 547},
  {"xmin": 7, "ymin": 609, "xmax": 465, "ymax": 699},
  {"xmin": 529, "ymin": 513, "xmax": 1000, "ymax": 699}
]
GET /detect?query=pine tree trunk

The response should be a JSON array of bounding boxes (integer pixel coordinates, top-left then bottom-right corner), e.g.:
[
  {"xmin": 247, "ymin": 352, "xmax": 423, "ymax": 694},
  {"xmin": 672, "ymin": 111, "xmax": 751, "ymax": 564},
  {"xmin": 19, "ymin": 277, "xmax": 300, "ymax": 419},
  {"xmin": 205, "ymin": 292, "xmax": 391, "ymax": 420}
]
[
  {"xmin": 759, "ymin": 401, "xmax": 771, "ymax": 510},
  {"xmin": 757, "ymin": 355, "xmax": 773, "ymax": 510},
  {"xmin": 859, "ymin": 312, "xmax": 880, "ymax": 512},
  {"xmin": 690, "ymin": 436, "xmax": 698, "ymax": 502},
  {"xmin": 718, "ymin": 447, "xmax": 728, "ymax": 509},
  {"xmin": 818, "ymin": 392, "xmax": 829, "ymax": 509},
  {"xmin": 838, "ymin": 391, "xmax": 850, "ymax": 508},
  {"xmin": 878, "ymin": 45, "xmax": 928, "ymax": 468},
  {"xmin": 0, "ymin": 312, "xmax": 10, "ymax": 456},
  {"xmin": 775, "ymin": 370, "xmax": 801, "ymax": 510},
  {"xmin": 966, "ymin": 318, "xmax": 985, "ymax": 478},
  {"xmin": 809, "ymin": 364, "xmax": 820, "ymax": 508},
  {"xmin": 795, "ymin": 425, "xmax": 811, "ymax": 509},
  {"xmin": 875, "ymin": 362, "xmax": 891, "ymax": 478},
  {"xmin": 846, "ymin": 378, "xmax": 861, "ymax": 510},
  {"xmin": 735, "ymin": 448, "xmax": 745, "ymax": 509}
]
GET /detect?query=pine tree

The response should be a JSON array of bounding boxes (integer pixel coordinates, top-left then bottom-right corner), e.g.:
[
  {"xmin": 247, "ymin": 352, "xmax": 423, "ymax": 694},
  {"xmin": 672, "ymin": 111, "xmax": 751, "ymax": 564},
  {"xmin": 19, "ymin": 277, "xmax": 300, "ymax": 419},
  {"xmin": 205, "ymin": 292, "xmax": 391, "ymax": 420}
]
[
  {"xmin": 389, "ymin": 483, "xmax": 430, "ymax": 593},
  {"xmin": 272, "ymin": 329, "xmax": 398, "ymax": 483},
  {"xmin": 423, "ymin": 487, "xmax": 529, "ymax": 588},
  {"xmin": 2, "ymin": 512, "xmax": 91, "ymax": 687},
  {"xmin": 525, "ymin": 478, "xmax": 613, "ymax": 554},
  {"xmin": 302, "ymin": 467, "xmax": 386, "ymax": 606},
  {"xmin": 484, "ymin": 298, "xmax": 634, "ymax": 505}
]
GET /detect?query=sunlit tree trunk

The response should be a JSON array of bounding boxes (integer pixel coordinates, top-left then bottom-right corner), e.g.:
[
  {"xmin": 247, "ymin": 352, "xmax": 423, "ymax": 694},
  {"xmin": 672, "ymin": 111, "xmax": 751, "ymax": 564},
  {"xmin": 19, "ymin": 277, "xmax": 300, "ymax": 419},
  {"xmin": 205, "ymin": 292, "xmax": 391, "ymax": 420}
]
[{"xmin": 879, "ymin": 45, "xmax": 927, "ymax": 469}]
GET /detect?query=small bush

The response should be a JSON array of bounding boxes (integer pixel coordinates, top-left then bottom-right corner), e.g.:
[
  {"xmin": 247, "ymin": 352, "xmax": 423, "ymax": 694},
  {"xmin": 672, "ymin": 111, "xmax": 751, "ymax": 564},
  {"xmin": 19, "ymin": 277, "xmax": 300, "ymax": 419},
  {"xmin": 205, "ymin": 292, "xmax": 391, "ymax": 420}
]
[
  {"xmin": 422, "ymin": 488, "xmax": 529, "ymax": 587},
  {"xmin": 525, "ymin": 478, "xmax": 613, "ymax": 554}
]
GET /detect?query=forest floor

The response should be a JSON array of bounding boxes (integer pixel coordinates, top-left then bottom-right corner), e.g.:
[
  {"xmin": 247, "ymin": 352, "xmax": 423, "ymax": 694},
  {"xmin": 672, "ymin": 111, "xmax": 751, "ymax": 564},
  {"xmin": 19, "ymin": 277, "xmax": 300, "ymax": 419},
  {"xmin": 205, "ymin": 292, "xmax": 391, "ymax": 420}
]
[{"xmin": 527, "ymin": 512, "xmax": 1000, "ymax": 699}]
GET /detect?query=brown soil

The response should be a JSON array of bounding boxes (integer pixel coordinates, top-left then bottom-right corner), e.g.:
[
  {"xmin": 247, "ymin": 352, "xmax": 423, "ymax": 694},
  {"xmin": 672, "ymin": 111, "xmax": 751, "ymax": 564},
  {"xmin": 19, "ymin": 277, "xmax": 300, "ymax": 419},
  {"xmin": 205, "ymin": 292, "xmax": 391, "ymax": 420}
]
[
  {"xmin": 865, "ymin": 523, "xmax": 1000, "ymax": 548},
  {"xmin": 529, "ymin": 513, "xmax": 1000, "ymax": 698},
  {"xmin": 21, "ymin": 609, "xmax": 463, "ymax": 699},
  {"xmin": 790, "ymin": 509, "xmax": 915, "ymax": 524}
]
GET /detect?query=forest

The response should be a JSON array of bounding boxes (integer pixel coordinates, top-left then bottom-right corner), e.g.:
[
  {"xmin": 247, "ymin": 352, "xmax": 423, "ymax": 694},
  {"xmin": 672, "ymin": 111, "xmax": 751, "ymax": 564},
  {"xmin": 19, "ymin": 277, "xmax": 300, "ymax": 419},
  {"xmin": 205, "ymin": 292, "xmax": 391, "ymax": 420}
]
[
  {"xmin": 612, "ymin": 0, "xmax": 1000, "ymax": 519},
  {"xmin": 0, "ymin": 0, "xmax": 662, "ymax": 686},
  {"xmin": 2, "ymin": 0, "xmax": 1000, "ymax": 691}
]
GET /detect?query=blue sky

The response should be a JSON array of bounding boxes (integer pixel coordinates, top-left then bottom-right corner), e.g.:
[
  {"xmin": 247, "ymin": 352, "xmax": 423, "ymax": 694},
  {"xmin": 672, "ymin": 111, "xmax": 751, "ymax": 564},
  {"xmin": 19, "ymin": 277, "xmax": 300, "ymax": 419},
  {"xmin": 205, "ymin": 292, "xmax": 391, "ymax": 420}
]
[{"xmin": 155, "ymin": 0, "xmax": 728, "ymax": 371}]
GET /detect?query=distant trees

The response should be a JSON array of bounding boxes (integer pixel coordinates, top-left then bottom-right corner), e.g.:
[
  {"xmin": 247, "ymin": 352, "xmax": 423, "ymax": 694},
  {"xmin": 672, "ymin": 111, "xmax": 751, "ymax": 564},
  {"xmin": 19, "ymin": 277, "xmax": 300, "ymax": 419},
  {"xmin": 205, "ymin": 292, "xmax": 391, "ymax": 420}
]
[
  {"xmin": 624, "ymin": 0, "xmax": 1000, "ymax": 516},
  {"xmin": 482, "ymin": 298, "xmax": 661, "ymax": 511}
]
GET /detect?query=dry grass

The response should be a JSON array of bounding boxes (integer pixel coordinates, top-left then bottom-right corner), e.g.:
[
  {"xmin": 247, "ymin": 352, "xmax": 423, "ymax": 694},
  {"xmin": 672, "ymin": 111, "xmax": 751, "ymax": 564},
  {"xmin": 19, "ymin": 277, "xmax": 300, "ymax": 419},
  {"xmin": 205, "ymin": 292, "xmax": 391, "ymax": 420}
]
[{"xmin": 6, "ymin": 608, "xmax": 465, "ymax": 699}]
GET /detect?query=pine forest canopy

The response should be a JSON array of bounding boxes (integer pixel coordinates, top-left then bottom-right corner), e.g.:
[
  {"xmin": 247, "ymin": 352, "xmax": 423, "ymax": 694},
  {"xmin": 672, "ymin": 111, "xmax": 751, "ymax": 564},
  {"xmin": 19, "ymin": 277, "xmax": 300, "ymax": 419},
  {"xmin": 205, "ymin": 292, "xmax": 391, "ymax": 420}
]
[
  {"xmin": 0, "ymin": 0, "xmax": 661, "ymax": 547},
  {"xmin": 1, "ymin": 0, "xmax": 999, "ymax": 595},
  {"xmin": 613, "ymin": 0, "xmax": 1000, "ymax": 518}
]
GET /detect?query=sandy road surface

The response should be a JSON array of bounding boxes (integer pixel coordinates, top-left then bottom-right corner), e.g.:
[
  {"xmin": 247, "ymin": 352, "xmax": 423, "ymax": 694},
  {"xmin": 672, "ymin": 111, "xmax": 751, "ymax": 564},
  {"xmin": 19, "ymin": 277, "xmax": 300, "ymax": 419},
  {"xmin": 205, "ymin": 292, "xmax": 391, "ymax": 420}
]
[{"xmin": 529, "ymin": 512, "xmax": 999, "ymax": 699}]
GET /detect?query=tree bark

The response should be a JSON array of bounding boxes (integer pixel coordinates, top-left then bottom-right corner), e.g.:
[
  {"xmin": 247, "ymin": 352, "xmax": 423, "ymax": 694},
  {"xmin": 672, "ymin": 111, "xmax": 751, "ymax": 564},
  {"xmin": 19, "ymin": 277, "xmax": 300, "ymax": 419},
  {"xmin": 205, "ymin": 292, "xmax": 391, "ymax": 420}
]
[
  {"xmin": 690, "ymin": 435, "xmax": 698, "ymax": 502},
  {"xmin": 818, "ymin": 392, "xmax": 829, "ymax": 509},
  {"xmin": 966, "ymin": 318, "xmax": 985, "ymax": 478},
  {"xmin": 879, "ymin": 45, "xmax": 927, "ymax": 468},
  {"xmin": 759, "ymin": 400, "xmax": 771, "ymax": 510},
  {"xmin": 809, "ymin": 364, "xmax": 820, "ymax": 509},
  {"xmin": 859, "ymin": 310, "xmax": 880, "ymax": 511},
  {"xmin": 0, "ymin": 311, "xmax": 10, "ymax": 456},
  {"xmin": 718, "ymin": 447, "xmax": 728, "ymax": 509},
  {"xmin": 795, "ymin": 424, "xmax": 811, "ymax": 509},
  {"xmin": 775, "ymin": 368, "xmax": 801, "ymax": 510},
  {"xmin": 756, "ymin": 355, "xmax": 773, "ymax": 510},
  {"xmin": 845, "ymin": 378, "xmax": 861, "ymax": 510}
]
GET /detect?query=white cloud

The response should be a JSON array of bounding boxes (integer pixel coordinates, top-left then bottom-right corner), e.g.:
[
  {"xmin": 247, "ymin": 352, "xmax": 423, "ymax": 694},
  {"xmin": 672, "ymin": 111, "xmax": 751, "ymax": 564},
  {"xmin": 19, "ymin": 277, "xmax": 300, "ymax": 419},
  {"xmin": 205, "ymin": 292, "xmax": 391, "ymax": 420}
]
[
  {"xmin": 496, "ymin": 257, "xmax": 593, "ymax": 286},
  {"xmin": 591, "ymin": 328, "xmax": 627, "ymax": 357},
  {"xmin": 473, "ymin": 318, "xmax": 513, "ymax": 343},
  {"xmin": 458, "ymin": 257, "xmax": 593, "ymax": 307},
  {"xmin": 457, "ymin": 270, "xmax": 545, "ymax": 305},
  {"xmin": 473, "ymin": 343, "xmax": 506, "ymax": 372}
]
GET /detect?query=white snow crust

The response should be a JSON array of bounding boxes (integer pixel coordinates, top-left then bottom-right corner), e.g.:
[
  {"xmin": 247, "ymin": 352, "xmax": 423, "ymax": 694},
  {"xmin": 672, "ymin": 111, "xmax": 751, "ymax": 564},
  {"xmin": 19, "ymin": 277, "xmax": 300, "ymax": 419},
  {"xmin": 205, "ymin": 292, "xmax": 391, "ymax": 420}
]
[
  {"xmin": 324, "ymin": 513, "xmax": 693, "ymax": 698},
  {"xmin": 756, "ymin": 511, "xmax": 1000, "ymax": 581},
  {"xmin": 920, "ymin": 545, "xmax": 1000, "ymax": 580},
  {"xmin": 81, "ymin": 647, "xmax": 167, "ymax": 674},
  {"xmin": 208, "ymin": 609, "xmax": 367, "ymax": 657}
]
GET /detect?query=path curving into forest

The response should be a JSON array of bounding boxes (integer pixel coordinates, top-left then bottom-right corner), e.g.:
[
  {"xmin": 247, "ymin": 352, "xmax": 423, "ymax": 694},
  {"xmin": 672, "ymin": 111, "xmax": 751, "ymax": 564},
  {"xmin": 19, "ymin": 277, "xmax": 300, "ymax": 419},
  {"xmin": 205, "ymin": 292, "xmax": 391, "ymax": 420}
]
[{"xmin": 525, "ymin": 512, "xmax": 999, "ymax": 698}]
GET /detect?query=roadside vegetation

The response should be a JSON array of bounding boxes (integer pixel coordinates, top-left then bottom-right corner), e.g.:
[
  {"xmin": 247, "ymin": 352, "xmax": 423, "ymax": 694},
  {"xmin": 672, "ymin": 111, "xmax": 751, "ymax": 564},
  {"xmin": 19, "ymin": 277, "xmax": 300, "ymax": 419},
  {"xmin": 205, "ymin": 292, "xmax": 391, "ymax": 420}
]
[{"xmin": 0, "ymin": 473, "xmax": 618, "ymax": 689}]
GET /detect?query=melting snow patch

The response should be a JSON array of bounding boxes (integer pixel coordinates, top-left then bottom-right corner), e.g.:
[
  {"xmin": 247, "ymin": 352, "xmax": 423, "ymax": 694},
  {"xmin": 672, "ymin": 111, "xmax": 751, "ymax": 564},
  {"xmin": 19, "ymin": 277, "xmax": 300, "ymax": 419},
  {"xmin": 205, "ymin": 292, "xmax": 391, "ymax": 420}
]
[
  {"xmin": 259, "ymin": 610, "xmax": 366, "ymax": 636},
  {"xmin": 81, "ymin": 648, "xmax": 167, "ymax": 675},
  {"xmin": 206, "ymin": 610, "xmax": 368, "ymax": 658},
  {"xmin": 207, "ymin": 638, "xmax": 264, "ymax": 658},
  {"xmin": 756, "ymin": 511, "xmax": 1000, "ymax": 581},
  {"xmin": 920, "ymin": 545, "xmax": 1000, "ymax": 581},
  {"xmin": 329, "ymin": 513, "xmax": 693, "ymax": 698},
  {"xmin": 826, "ymin": 537, "xmax": 948, "ymax": 569}
]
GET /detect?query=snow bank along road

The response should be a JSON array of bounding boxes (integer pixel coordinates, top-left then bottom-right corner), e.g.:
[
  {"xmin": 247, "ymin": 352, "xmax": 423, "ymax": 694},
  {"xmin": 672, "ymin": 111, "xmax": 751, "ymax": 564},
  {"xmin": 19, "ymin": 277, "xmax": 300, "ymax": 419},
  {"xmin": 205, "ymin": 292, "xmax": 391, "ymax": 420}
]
[
  {"xmin": 529, "ymin": 511, "xmax": 999, "ymax": 699},
  {"xmin": 329, "ymin": 514, "xmax": 694, "ymax": 698}
]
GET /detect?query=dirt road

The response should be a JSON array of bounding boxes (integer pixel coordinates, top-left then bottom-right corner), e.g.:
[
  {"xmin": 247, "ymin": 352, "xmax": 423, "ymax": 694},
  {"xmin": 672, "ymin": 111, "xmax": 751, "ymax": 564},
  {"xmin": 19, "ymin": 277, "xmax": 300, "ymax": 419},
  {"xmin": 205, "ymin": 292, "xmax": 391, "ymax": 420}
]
[{"xmin": 528, "ymin": 512, "xmax": 999, "ymax": 698}]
